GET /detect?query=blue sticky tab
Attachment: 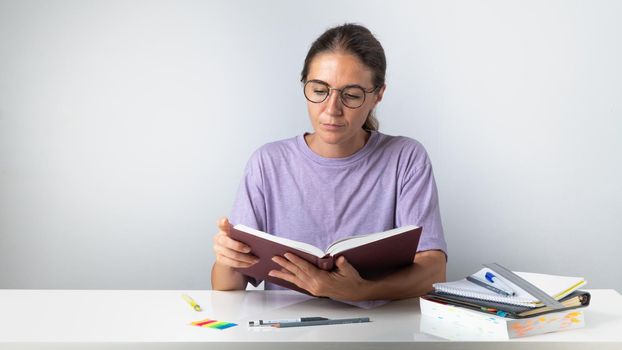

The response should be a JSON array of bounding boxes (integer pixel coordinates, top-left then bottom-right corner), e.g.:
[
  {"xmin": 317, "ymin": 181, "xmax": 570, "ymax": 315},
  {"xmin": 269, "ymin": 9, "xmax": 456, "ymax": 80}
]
[{"xmin": 213, "ymin": 323, "xmax": 237, "ymax": 330}]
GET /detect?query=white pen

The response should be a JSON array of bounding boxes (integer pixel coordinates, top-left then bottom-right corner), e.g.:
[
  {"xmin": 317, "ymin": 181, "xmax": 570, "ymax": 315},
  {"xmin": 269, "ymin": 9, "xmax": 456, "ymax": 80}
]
[
  {"xmin": 467, "ymin": 276, "xmax": 512, "ymax": 296},
  {"xmin": 485, "ymin": 272, "xmax": 516, "ymax": 296},
  {"xmin": 248, "ymin": 317, "xmax": 328, "ymax": 327}
]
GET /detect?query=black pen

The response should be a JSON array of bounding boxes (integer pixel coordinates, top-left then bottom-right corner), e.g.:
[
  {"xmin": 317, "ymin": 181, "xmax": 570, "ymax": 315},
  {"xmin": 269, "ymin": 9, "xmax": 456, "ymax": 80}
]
[{"xmin": 272, "ymin": 317, "xmax": 371, "ymax": 328}]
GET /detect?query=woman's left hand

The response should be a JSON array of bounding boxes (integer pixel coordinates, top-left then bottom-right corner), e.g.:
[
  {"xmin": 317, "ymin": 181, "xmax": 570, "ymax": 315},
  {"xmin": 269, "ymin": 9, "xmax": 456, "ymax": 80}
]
[{"xmin": 268, "ymin": 253, "xmax": 369, "ymax": 301}]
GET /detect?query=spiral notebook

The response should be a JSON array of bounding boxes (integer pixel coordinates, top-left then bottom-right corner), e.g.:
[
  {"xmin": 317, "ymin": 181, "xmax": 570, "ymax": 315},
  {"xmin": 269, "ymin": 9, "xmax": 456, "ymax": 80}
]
[{"xmin": 433, "ymin": 267, "xmax": 586, "ymax": 308}]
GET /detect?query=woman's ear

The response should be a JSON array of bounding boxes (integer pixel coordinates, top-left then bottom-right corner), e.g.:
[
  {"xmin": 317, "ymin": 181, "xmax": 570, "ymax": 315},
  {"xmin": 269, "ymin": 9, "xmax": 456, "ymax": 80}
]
[{"xmin": 374, "ymin": 84, "xmax": 387, "ymax": 105}]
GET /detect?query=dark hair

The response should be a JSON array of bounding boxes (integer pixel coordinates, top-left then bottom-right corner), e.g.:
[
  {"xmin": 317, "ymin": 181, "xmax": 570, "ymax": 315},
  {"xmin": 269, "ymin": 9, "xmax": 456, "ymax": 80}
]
[{"xmin": 301, "ymin": 23, "xmax": 386, "ymax": 131}]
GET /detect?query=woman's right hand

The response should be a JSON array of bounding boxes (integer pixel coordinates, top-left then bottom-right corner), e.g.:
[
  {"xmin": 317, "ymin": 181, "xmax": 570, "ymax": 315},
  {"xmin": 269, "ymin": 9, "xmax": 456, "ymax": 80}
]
[{"xmin": 213, "ymin": 217, "xmax": 259, "ymax": 268}]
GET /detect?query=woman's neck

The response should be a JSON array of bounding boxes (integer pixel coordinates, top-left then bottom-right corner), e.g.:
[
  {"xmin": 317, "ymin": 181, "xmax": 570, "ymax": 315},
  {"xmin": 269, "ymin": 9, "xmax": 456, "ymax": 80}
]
[{"xmin": 304, "ymin": 130, "xmax": 370, "ymax": 158}]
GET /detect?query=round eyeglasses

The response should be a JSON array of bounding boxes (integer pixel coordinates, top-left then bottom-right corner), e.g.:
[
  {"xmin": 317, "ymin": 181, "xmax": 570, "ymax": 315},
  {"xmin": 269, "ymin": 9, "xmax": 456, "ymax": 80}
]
[{"xmin": 303, "ymin": 80, "xmax": 378, "ymax": 109}]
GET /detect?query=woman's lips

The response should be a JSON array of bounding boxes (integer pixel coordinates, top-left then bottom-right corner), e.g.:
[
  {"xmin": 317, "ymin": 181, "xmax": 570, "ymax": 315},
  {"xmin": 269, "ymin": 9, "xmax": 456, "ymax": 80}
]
[{"xmin": 320, "ymin": 123, "xmax": 344, "ymax": 131}]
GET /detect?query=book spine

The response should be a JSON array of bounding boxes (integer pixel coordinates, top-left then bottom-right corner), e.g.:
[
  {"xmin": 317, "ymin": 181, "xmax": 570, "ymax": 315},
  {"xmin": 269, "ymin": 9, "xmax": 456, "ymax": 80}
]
[{"xmin": 317, "ymin": 257, "xmax": 334, "ymax": 271}]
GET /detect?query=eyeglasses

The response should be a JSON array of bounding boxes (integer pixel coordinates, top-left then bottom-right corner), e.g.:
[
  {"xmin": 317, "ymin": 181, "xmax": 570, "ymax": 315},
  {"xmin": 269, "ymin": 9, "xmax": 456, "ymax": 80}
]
[{"xmin": 303, "ymin": 80, "xmax": 378, "ymax": 109}]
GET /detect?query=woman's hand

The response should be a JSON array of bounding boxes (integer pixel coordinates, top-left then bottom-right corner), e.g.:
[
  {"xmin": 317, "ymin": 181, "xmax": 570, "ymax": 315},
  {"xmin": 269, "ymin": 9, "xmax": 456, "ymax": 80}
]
[
  {"xmin": 212, "ymin": 217, "xmax": 259, "ymax": 269},
  {"xmin": 211, "ymin": 217, "xmax": 259, "ymax": 291},
  {"xmin": 269, "ymin": 253, "xmax": 369, "ymax": 301}
]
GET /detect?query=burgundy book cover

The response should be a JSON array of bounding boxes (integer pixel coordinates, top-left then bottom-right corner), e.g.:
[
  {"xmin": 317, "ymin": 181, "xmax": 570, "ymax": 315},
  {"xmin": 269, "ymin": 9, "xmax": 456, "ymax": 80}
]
[{"xmin": 228, "ymin": 226, "xmax": 423, "ymax": 295}]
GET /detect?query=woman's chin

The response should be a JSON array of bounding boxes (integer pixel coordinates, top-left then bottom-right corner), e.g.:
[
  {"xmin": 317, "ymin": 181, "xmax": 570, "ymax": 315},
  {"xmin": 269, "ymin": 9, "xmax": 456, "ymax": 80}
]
[{"xmin": 316, "ymin": 131, "xmax": 348, "ymax": 145}]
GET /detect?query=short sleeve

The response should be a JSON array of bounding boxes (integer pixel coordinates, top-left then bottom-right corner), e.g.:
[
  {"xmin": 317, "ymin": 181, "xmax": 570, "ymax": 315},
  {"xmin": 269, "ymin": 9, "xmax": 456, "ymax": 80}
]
[
  {"xmin": 228, "ymin": 152, "xmax": 268, "ymax": 288},
  {"xmin": 396, "ymin": 159, "xmax": 448, "ymax": 256},
  {"xmin": 229, "ymin": 151, "xmax": 267, "ymax": 231}
]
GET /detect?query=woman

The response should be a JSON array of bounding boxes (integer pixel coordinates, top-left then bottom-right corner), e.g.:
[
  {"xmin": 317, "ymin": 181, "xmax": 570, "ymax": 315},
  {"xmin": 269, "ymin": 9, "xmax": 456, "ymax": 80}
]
[{"xmin": 211, "ymin": 23, "xmax": 447, "ymax": 302}]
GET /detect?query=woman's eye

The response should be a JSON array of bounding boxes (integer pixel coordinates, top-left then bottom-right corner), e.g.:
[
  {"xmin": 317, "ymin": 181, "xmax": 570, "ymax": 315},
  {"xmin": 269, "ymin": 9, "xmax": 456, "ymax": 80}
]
[{"xmin": 344, "ymin": 93, "xmax": 362, "ymax": 100}]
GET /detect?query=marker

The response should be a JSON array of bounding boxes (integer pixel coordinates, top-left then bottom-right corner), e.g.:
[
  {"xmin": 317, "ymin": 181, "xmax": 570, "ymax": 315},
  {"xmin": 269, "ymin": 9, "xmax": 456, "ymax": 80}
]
[
  {"xmin": 485, "ymin": 272, "xmax": 516, "ymax": 296},
  {"xmin": 182, "ymin": 294, "xmax": 202, "ymax": 312},
  {"xmin": 480, "ymin": 306, "xmax": 498, "ymax": 313},
  {"xmin": 249, "ymin": 317, "xmax": 328, "ymax": 327},
  {"xmin": 467, "ymin": 276, "xmax": 512, "ymax": 296},
  {"xmin": 496, "ymin": 310, "xmax": 509, "ymax": 317},
  {"xmin": 272, "ymin": 317, "xmax": 371, "ymax": 328}
]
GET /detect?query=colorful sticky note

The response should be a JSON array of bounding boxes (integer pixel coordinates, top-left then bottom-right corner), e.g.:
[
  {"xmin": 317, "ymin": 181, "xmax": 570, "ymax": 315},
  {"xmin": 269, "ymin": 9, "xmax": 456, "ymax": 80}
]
[{"xmin": 191, "ymin": 318, "xmax": 237, "ymax": 330}]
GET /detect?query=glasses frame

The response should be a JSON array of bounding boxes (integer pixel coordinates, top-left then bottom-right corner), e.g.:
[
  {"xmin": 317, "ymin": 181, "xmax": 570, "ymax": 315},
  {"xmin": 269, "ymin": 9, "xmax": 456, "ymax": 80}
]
[{"xmin": 303, "ymin": 80, "xmax": 379, "ymax": 109}]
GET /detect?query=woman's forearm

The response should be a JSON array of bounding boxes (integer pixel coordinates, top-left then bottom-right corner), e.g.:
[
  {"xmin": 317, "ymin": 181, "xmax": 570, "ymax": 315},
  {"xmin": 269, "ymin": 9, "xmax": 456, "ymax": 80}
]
[
  {"xmin": 358, "ymin": 250, "xmax": 446, "ymax": 301},
  {"xmin": 211, "ymin": 262, "xmax": 248, "ymax": 291}
]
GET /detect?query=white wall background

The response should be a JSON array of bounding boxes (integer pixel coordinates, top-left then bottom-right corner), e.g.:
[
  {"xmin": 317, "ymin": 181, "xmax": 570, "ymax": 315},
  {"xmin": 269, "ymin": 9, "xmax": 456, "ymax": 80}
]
[{"xmin": 1, "ymin": 0, "xmax": 620, "ymax": 291}]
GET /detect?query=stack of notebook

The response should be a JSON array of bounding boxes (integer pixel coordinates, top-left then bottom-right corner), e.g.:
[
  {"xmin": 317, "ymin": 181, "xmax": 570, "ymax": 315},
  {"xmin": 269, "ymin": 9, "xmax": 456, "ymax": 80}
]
[{"xmin": 420, "ymin": 263, "xmax": 590, "ymax": 340}]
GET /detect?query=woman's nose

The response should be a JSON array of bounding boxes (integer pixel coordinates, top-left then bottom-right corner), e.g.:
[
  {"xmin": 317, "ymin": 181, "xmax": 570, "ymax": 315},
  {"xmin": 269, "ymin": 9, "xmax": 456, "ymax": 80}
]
[{"xmin": 325, "ymin": 90, "xmax": 343, "ymax": 116}]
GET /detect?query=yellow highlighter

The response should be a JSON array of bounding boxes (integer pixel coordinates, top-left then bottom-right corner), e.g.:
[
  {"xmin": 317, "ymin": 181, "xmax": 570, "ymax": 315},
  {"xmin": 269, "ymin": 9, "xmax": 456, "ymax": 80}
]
[{"xmin": 182, "ymin": 294, "xmax": 202, "ymax": 312}]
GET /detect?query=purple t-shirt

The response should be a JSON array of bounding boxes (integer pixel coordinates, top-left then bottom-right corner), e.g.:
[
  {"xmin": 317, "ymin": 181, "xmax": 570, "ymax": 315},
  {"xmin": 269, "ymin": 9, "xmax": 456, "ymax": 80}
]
[{"xmin": 230, "ymin": 131, "xmax": 447, "ymax": 291}]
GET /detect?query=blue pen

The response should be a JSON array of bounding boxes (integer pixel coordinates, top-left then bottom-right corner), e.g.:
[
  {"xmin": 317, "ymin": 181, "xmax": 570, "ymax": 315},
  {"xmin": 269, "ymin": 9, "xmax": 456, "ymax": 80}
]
[{"xmin": 485, "ymin": 272, "xmax": 516, "ymax": 296}]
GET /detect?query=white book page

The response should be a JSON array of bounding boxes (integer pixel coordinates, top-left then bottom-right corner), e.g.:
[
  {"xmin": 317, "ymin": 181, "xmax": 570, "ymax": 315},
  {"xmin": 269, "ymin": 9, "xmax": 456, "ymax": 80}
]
[
  {"xmin": 471, "ymin": 269, "xmax": 586, "ymax": 300},
  {"xmin": 513, "ymin": 271, "xmax": 586, "ymax": 300},
  {"xmin": 233, "ymin": 225, "xmax": 325, "ymax": 258},
  {"xmin": 325, "ymin": 225, "xmax": 419, "ymax": 255}
]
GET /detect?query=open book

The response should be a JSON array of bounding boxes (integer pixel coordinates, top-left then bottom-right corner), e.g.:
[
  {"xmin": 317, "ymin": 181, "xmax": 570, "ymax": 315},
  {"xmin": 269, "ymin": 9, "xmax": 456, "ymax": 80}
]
[{"xmin": 228, "ymin": 224, "xmax": 423, "ymax": 294}]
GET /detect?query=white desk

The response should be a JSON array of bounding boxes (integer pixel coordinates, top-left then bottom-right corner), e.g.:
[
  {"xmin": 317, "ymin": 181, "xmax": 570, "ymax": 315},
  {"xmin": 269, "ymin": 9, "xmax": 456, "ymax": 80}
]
[{"xmin": 0, "ymin": 289, "xmax": 620, "ymax": 349}]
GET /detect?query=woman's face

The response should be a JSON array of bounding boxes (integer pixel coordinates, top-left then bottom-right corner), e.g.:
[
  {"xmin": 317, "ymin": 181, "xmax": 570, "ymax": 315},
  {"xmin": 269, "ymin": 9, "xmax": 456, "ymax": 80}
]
[{"xmin": 305, "ymin": 51, "xmax": 385, "ymax": 156}]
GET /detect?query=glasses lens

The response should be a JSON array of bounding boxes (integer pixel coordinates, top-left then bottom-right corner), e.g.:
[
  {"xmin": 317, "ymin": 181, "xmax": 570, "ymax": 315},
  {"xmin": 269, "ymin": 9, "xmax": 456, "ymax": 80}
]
[
  {"xmin": 304, "ymin": 81, "xmax": 329, "ymax": 103},
  {"xmin": 341, "ymin": 86, "xmax": 366, "ymax": 108}
]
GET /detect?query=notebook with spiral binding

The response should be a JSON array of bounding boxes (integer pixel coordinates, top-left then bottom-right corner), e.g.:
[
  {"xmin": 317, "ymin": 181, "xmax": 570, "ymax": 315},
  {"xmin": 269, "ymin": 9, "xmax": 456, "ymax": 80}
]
[{"xmin": 432, "ymin": 264, "xmax": 586, "ymax": 308}]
